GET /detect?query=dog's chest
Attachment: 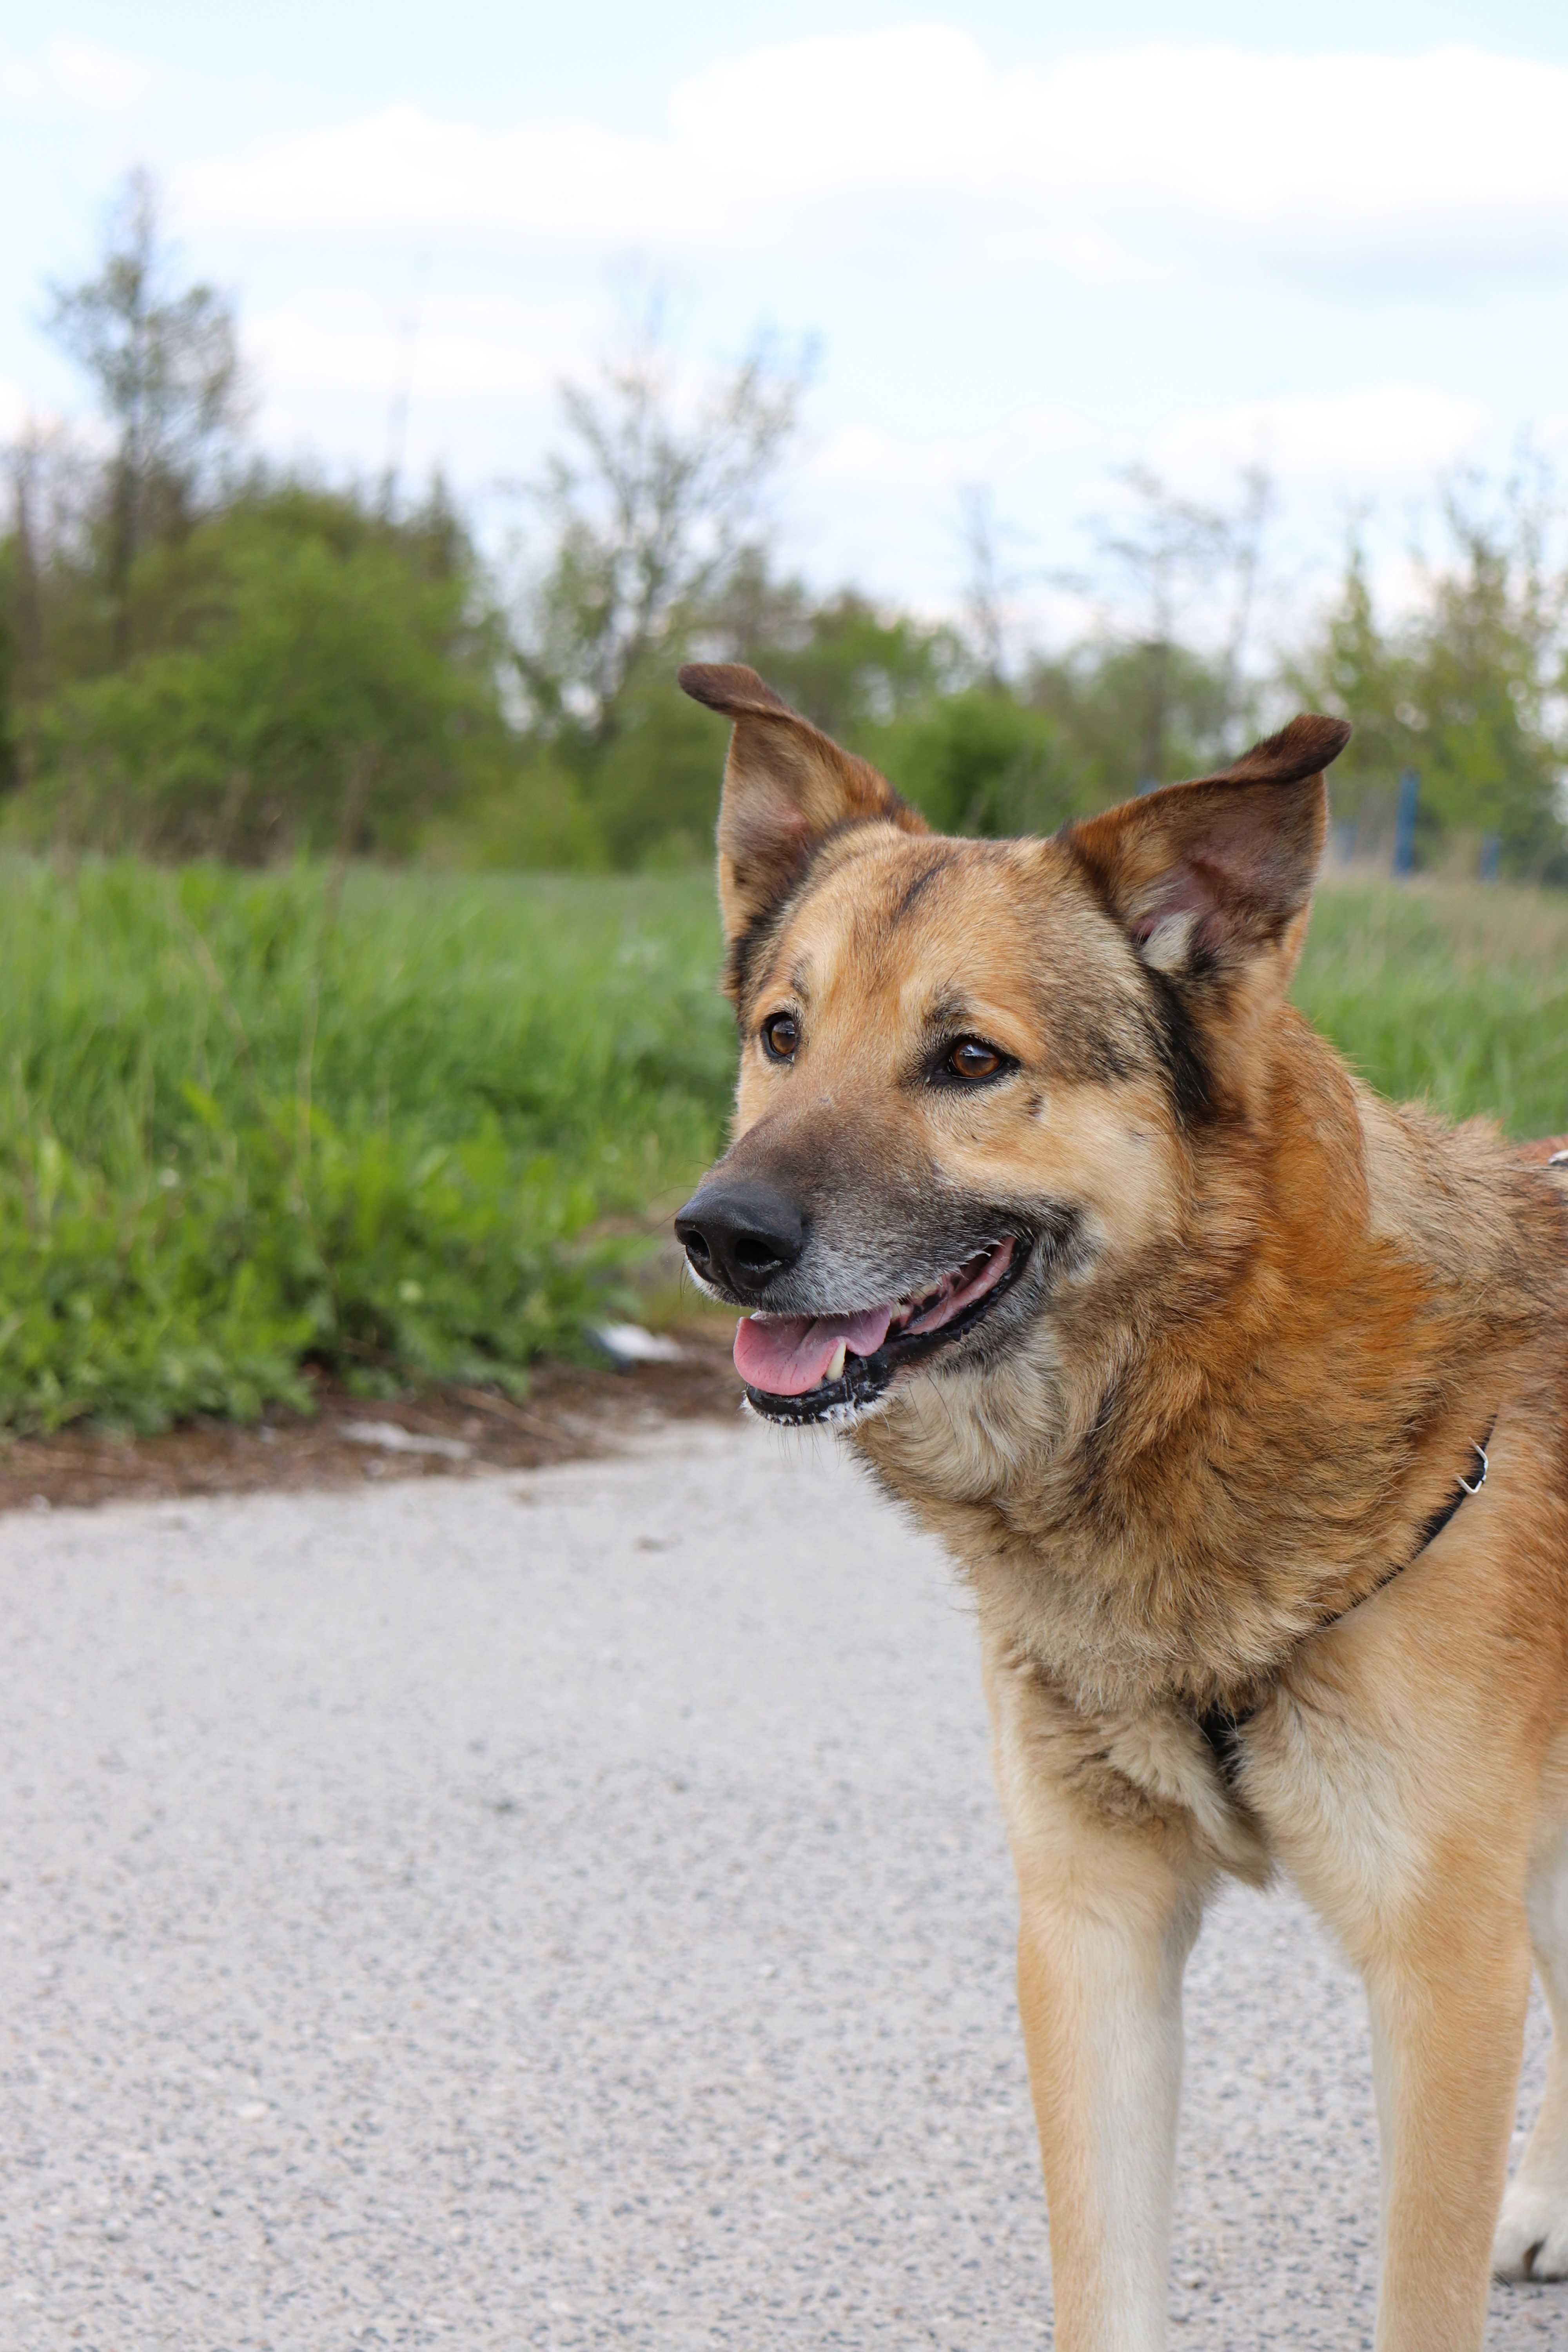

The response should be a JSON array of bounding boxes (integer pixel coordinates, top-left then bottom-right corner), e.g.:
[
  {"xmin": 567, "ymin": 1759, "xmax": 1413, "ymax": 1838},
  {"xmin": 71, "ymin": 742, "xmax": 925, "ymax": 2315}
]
[
  {"xmin": 857, "ymin": 1388, "xmax": 1305, "ymax": 1710},
  {"xmin": 913, "ymin": 1478, "xmax": 1281, "ymax": 1717}
]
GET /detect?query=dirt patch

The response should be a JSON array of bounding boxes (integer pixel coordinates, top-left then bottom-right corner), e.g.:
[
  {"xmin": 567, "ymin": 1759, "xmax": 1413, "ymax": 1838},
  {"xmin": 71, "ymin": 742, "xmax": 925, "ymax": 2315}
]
[{"xmin": 0, "ymin": 1331, "xmax": 744, "ymax": 1515}]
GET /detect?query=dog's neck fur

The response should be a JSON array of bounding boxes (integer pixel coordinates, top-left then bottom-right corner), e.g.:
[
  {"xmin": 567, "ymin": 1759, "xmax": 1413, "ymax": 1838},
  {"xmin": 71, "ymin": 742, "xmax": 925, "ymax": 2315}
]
[{"xmin": 854, "ymin": 1002, "xmax": 1563, "ymax": 1720}]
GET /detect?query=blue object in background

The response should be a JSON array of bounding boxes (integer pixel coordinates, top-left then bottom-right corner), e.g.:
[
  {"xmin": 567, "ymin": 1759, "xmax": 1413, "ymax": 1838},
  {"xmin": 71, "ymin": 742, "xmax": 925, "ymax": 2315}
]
[
  {"xmin": 1479, "ymin": 832, "xmax": 1501, "ymax": 881},
  {"xmin": 1393, "ymin": 769, "xmax": 1419, "ymax": 876}
]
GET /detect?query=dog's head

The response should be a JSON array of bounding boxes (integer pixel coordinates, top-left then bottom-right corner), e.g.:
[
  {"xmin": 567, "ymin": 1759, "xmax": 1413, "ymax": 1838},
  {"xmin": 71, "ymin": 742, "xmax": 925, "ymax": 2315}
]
[{"xmin": 673, "ymin": 662, "xmax": 1348, "ymax": 1433}]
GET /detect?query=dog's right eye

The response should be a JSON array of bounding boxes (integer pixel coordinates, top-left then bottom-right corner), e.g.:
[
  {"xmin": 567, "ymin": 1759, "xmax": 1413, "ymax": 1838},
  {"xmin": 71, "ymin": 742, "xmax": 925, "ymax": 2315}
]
[{"xmin": 760, "ymin": 1011, "xmax": 800, "ymax": 1062}]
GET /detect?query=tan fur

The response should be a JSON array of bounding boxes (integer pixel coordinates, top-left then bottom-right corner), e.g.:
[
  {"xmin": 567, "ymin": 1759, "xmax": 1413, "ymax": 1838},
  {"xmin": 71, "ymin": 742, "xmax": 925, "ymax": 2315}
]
[{"xmin": 676, "ymin": 664, "xmax": 1568, "ymax": 2349}]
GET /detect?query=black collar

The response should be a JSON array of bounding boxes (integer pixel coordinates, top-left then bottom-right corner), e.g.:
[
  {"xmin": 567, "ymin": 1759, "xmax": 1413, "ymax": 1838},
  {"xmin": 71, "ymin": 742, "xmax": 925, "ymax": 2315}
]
[
  {"xmin": 1199, "ymin": 1416, "xmax": 1495, "ymax": 1775},
  {"xmin": 1404, "ymin": 1416, "xmax": 1495, "ymax": 1562}
]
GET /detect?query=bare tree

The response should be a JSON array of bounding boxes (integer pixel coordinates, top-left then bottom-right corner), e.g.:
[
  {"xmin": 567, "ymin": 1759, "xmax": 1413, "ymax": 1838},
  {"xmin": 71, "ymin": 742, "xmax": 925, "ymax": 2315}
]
[
  {"xmin": 516, "ymin": 324, "xmax": 808, "ymax": 739},
  {"xmin": 46, "ymin": 167, "xmax": 245, "ymax": 658},
  {"xmin": 959, "ymin": 484, "xmax": 1008, "ymax": 687},
  {"xmin": 1217, "ymin": 462, "xmax": 1273, "ymax": 727},
  {"xmin": 7, "ymin": 436, "xmax": 47, "ymax": 706},
  {"xmin": 1093, "ymin": 463, "xmax": 1273, "ymax": 780},
  {"xmin": 2, "ymin": 423, "xmax": 100, "ymax": 781}
]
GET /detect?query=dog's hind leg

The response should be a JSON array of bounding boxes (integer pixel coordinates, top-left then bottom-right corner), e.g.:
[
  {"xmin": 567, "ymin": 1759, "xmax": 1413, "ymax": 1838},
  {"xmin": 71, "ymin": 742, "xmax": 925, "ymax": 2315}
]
[
  {"xmin": 983, "ymin": 1635, "xmax": 1214, "ymax": 2352},
  {"xmin": 1495, "ymin": 1808, "xmax": 1568, "ymax": 2282}
]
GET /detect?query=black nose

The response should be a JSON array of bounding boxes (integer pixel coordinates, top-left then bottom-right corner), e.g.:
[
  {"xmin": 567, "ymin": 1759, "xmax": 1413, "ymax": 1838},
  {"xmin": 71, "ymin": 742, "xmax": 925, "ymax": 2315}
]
[{"xmin": 674, "ymin": 1180, "xmax": 806, "ymax": 1300}]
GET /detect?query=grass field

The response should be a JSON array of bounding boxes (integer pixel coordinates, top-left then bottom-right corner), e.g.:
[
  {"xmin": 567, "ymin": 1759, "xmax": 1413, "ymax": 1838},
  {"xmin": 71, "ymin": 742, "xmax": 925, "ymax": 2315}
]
[
  {"xmin": 0, "ymin": 863, "xmax": 733, "ymax": 1432},
  {"xmin": 1296, "ymin": 880, "xmax": 1568, "ymax": 1141},
  {"xmin": 0, "ymin": 857, "xmax": 1564, "ymax": 1434}
]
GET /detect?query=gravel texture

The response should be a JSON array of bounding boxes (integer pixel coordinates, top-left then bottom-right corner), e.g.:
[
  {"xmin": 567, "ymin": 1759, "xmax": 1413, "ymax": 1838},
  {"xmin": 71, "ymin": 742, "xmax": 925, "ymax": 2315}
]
[{"xmin": 0, "ymin": 1419, "xmax": 1560, "ymax": 2348}]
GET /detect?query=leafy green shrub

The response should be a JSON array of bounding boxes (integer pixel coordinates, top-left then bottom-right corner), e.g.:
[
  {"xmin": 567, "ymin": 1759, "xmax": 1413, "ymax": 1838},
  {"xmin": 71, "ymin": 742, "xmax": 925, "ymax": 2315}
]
[
  {"xmin": 861, "ymin": 690, "xmax": 1084, "ymax": 835},
  {"xmin": 15, "ymin": 486, "xmax": 518, "ymax": 860},
  {"xmin": 573, "ymin": 659, "xmax": 728, "ymax": 868}
]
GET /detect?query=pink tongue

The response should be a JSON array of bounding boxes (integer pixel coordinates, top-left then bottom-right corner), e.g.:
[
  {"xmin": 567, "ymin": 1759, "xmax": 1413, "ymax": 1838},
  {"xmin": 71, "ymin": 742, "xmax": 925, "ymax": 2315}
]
[{"xmin": 733, "ymin": 1304, "xmax": 893, "ymax": 1396}]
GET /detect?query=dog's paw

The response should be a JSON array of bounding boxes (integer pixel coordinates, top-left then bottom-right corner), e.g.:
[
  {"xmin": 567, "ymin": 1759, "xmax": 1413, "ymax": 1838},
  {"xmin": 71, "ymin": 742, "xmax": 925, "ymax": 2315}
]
[{"xmin": 1494, "ymin": 2180, "xmax": 1568, "ymax": 2280}]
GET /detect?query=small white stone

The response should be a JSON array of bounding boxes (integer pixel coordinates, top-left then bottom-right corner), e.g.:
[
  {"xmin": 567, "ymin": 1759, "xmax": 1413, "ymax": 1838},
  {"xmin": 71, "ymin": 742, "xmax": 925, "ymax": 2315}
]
[
  {"xmin": 343, "ymin": 1421, "xmax": 470, "ymax": 1460},
  {"xmin": 590, "ymin": 1322, "xmax": 683, "ymax": 1367}
]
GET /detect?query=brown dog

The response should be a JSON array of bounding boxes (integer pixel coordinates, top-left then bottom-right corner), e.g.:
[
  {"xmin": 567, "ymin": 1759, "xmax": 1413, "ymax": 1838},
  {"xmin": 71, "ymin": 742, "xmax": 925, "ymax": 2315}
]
[{"xmin": 672, "ymin": 662, "xmax": 1568, "ymax": 2352}]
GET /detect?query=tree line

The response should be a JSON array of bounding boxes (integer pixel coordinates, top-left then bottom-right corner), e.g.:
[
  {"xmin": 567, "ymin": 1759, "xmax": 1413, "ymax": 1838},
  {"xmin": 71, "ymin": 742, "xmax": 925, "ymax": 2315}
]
[{"xmin": 3, "ymin": 170, "xmax": 1565, "ymax": 881}]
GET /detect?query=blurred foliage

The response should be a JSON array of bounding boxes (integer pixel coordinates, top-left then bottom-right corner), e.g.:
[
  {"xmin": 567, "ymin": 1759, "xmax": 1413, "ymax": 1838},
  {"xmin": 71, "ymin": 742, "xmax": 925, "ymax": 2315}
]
[
  {"xmin": 857, "ymin": 690, "xmax": 1083, "ymax": 837},
  {"xmin": 2, "ymin": 174, "xmax": 1565, "ymax": 878},
  {"xmin": 1024, "ymin": 640, "xmax": 1236, "ymax": 808},
  {"xmin": 45, "ymin": 167, "xmax": 246, "ymax": 665},
  {"xmin": 11, "ymin": 481, "xmax": 512, "ymax": 858},
  {"xmin": 1287, "ymin": 469, "xmax": 1568, "ymax": 882}
]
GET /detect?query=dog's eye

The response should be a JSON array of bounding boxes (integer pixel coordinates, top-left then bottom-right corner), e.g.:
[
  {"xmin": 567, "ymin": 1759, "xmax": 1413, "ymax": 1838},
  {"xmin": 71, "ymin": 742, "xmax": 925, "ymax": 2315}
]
[
  {"xmin": 946, "ymin": 1038, "xmax": 1004, "ymax": 1082},
  {"xmin": 760, "ymin": 1011, "xmax": 800, "ymax": 1062}
]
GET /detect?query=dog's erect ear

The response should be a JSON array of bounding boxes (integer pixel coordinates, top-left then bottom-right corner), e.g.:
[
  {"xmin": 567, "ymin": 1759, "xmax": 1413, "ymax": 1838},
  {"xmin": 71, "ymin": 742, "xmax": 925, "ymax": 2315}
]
[
  {"xmin": 1063, "ymin": 714, "xmax": 1350, "ymax": 987},
  {"xmin": 679, "ymin": 663, "xmax": 927, "ymax": 953}
]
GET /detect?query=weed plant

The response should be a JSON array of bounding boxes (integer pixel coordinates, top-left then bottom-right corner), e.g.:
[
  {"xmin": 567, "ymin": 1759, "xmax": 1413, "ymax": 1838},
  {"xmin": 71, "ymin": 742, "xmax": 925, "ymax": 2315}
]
[{"xmin": 0, "ymin": 859, "xmax": 1561, "ymax": 1434}]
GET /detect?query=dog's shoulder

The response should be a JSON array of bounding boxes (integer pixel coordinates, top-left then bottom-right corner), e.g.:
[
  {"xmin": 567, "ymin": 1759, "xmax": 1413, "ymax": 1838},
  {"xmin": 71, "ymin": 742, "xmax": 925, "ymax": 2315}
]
[{"xmin": 1352, "ymin": 1079, "xmax": 1568, "ymax": 1306}]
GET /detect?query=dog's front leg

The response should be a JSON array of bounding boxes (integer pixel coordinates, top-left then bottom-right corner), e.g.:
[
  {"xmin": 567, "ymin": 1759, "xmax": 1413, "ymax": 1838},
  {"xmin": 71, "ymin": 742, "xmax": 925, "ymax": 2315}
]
[
  {"xmin": 983, "ymin": 1635, "xmax": 1212, "ymax": 2352},
  {"xmin": 1494, "ymin": 1811, "xmax": 1568, "ymax": 2281},
  {"xmin": 1253, "ymin": 1638, "xmax": 1537, "ymax": 2352},
  {"xmin": 1353, "ymin": 1890, "xmax": 1532, "ymax": 2352}
]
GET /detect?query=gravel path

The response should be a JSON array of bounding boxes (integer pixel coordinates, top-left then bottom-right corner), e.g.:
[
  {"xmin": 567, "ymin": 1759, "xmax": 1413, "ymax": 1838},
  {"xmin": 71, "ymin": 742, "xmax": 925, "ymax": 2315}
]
[{"xmin": 0, "ymin": 1420, "xmax": 1560, "ymax": 2348}]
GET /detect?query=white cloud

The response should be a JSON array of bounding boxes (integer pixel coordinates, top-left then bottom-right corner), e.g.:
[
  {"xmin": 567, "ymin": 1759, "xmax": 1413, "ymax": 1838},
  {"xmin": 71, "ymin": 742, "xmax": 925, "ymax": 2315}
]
[
  {"xmin": 0, "ymin": 36, "xmax": 167, "ymax": 116},
  {"xmin": 808, "ymin": 408, "xmax": 1094, "ymax": 494},
  {"xmin": 1149, "ymin": 387, "xmax": 1490, "ymax": 492},
  {"xmin": 180, "ymin": 32, "xmax": 1568, "ymax": 283},
  {"xmin": 183, "ymin": 101, "xmax": 675, "ymax": 249},
  {"xmin": 249, "ymin": 289, "xmax": 592, "ymax": 405}
]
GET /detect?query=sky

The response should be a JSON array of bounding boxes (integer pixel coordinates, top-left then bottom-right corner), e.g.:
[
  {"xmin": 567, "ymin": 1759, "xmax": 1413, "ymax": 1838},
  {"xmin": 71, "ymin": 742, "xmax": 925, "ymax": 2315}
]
[{"xmin": 5, "ymin": 2, "xmax": 1568, "ymax": 645}]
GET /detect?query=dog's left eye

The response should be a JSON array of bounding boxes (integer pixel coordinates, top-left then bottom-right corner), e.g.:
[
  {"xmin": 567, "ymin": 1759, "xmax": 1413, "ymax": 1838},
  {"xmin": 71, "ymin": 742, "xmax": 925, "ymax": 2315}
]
[
  {"xmin": 944, "ymin": 1038, "xmax": 1007, "ymax": 1082},
  {"xmin": 940, "ymin": 1044, "xmax": 1011, "ymax": 1087},
  {"xmin": 760, "ymin": 1011, "xmax": 800, "ymax": 1062}
]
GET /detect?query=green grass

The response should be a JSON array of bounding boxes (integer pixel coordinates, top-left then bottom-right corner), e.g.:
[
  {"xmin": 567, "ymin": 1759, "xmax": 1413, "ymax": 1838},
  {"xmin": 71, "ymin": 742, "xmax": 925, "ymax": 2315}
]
[
  {"xmin": 0, "ymin": 858, "xmax": 1562, "ymax": 1435},
  {"xmin": 0, "ymin": 862, "xmax": 734, "ymax": 1432},
  {"xmin": 1296, "ymin": 879, "xmax": 1568, "ymax": 1142}
]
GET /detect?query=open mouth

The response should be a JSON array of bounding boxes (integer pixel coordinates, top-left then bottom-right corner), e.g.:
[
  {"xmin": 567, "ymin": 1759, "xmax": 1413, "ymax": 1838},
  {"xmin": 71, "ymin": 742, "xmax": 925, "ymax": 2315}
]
[{"xmin": 733, "ymin": 1236, "xmax": 1022, "ymax": 1425}]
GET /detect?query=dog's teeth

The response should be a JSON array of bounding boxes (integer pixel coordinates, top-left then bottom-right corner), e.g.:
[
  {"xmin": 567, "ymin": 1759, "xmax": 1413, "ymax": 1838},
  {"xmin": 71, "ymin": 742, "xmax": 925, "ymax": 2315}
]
[{"xmin": 827, "ymin": 1341, "xmax": 847, "ymax": 1381}]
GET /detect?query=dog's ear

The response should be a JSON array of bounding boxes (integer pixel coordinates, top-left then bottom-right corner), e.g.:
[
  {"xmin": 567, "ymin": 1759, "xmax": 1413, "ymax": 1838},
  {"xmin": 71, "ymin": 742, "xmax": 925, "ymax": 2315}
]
[
  {"xmin": 679, "ymin": 663, "xmax": 927, "ymax": 953},
  {"xmin": 1063, "ymin": 714, "xmax": 1349, "ymax": 991}
]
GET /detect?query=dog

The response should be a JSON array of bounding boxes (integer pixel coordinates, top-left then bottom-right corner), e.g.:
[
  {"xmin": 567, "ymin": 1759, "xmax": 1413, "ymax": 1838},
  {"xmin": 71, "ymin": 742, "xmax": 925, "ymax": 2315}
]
[{"xmin": 671, "ymin": 661, "xmax": 1568, "ymax": 2352}]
